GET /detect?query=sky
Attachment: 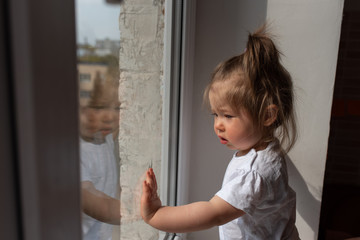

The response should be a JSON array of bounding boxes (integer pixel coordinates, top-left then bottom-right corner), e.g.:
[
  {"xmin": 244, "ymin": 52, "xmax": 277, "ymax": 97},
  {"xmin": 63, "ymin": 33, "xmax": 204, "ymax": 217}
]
[{"xmin": 75, "ymin": 0, "xmax": 121, "ymax": 45}]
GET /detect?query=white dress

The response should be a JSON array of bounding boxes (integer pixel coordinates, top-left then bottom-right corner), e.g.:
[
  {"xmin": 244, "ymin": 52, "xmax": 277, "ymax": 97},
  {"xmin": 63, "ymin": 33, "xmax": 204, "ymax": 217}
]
[
  {"xmin": 216, "ymin": 141, "xmax": 299, "ymax": 240},
  {"xmin": 80, "ymin": 134, "xmax": 119, "ymax": 240}
]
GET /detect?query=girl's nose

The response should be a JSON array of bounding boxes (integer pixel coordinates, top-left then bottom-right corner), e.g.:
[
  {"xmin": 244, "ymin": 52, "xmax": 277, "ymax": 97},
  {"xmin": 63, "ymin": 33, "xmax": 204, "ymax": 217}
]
[
  {"xmin": 214, "ymin": 118, "xmax": 225, "ymax": 132},
  {"xmin": 102, "ymin": 110, "xmax": 113, "ymax": 123}
]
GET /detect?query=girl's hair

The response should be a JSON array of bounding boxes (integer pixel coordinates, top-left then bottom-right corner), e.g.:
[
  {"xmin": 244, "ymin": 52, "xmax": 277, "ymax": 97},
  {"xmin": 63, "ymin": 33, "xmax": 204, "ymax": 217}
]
[
  {"xmin": 89, "ymin": 71, "xmax": 119, "ymax": 107},
  {"xmin": 204, "ymin": 24, "xmax": 297, "ymax": 152}
]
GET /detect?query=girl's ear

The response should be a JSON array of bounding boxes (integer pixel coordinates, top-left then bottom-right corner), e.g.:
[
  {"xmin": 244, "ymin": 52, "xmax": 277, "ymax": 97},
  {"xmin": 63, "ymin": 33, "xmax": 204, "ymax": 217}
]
[{"xmin": 264, "ymin": 104, "xmax": 278, "ymax": 127}]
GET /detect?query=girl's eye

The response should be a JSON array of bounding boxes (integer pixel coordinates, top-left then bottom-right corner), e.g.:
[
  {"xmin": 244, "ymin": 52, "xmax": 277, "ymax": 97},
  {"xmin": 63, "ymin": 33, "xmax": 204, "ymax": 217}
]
[
  {"xmin": 90, "ymin": 106, "xmax": 106, "ymax": 110},
  {"xmin": 225, "ymin": 115, "xmax": 234, "ymax": 119},
  {"xmin": 211, "ymin": 113, "xmax": 218, "ymax": 117}
]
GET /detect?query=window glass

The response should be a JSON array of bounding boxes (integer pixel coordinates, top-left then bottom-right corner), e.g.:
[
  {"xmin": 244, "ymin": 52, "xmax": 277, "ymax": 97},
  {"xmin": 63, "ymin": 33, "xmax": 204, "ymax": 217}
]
[{"xmin": 75, "ymin": 0, "xmax": 166, "ymax": 239}]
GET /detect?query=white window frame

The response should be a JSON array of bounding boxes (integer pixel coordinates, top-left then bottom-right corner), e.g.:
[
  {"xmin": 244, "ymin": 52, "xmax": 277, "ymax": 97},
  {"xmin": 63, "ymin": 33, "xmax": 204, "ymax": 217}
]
[{"xmin": 161, "ymin": 0, "xmax": 196, "ymax": 239}]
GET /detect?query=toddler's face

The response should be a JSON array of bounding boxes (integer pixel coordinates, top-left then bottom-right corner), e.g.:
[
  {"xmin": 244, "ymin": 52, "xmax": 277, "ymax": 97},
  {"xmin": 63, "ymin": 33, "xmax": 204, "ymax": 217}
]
[
  {"xmin": 79, "ymin": 102, "xmax": 120, "ymax": 142},
  {"xmin": 209, "ymin": 90, "xmax": 262, "ymax": 156}
]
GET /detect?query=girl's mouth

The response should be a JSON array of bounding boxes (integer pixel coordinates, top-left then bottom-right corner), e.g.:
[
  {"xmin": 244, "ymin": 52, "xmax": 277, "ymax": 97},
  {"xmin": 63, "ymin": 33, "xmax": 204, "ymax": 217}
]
[
  {"xmin": 218, "ymin": 136, "xmax": 228, "ymax": 145},
  {"xmin": 100, "ymin": 128, "xmax": 112, "ymax": 135}
]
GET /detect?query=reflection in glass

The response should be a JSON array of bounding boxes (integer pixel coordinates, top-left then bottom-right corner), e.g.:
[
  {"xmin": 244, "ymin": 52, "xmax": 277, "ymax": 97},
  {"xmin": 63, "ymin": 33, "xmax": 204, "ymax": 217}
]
[
  {"xmin": 79, "ymin": 75, "xmax": 121, "ymax": 239},
  {"xmin": 76, "ymin": 0, "xmax": 166, "ymax": 239},
  {"xmin": 76, "ymin": 0, "xmax": 121, "ymax": 239}
]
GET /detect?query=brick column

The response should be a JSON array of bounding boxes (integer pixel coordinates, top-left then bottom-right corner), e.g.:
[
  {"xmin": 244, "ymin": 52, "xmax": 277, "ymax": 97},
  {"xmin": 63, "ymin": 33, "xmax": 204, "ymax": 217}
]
[{"xmin": 116, "ymin": 0, "xmax": 165, "ymax": 239}]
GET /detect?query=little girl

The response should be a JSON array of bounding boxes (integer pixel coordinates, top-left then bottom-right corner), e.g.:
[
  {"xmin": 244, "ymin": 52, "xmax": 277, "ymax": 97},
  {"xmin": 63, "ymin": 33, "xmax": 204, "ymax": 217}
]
[
  {"xmin": 141, "ymin": 25, "xmax": 299, "ymax": 239},
  {"xmin": 80, "ymin": 74, "xmax": 121, "ymax": 240}
]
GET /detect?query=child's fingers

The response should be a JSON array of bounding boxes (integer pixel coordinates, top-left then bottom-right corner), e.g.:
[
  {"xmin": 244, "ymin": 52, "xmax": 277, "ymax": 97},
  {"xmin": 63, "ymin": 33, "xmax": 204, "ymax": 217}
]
[
  {"xmin": 145, "ymin": 170, "xmax": 157, "ymax": 193},
  {"xmin": 142, "ymin": 180, "xmax": 149, "ymax": 194},
  {"xmin": 145, "ymin": 168, "xmax": 160, "ymax": 200},
  {"xmin": 149, "ymin": 168, "xmax": 158, "ymax": 193},
  {"xmin": 146, "ymin": 169, "xmax": 153, "ymax": 186},
  {"xmin": 142, "ymin": 180, "xmax": 153, "ymax": 201},
  {"xmin": 146, "ymin": 169, "xmax": 154, "ymax": 184},
  {"xmin": 151, "ymin": 168, "xmax": 158, "ymax": 192}
]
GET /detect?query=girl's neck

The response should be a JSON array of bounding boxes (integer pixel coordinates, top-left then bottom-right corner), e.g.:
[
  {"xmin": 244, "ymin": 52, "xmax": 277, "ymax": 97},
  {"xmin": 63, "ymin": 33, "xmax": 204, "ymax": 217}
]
[
  {"xmin": 81, "ymin": 135, "xmax": 105, "ymax": 144},
  {"xmin": 235, "ymin": 141, "xmax": 268, "ymax": 157}
]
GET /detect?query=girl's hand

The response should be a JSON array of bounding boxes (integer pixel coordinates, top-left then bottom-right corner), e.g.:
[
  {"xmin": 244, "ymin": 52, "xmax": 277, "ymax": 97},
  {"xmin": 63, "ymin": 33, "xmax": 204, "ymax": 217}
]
[
  {"xmin": 141, "ymin": 168, "xmax": 162, "ymax": 224},
  {"xmin": 141, "ymin": 168, "xmax": 245, "ymax": 232}
]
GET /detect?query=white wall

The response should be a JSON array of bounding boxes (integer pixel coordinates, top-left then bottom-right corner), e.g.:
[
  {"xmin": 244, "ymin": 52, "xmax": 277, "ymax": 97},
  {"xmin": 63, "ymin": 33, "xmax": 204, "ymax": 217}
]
[
  {"xmin": 179, "ymin": 1, "xmax": 267, "ymax": 239},
  {"xmin": 118, "ymin": 0, "xmax": 165, "ymax": 239},
  {"xmin": 266, "ymin": 1, "xmax": 344, "ymax": 239},
  {"xmin": 180, "ymin": 0, "xmax": 344, "ymax": 239}
]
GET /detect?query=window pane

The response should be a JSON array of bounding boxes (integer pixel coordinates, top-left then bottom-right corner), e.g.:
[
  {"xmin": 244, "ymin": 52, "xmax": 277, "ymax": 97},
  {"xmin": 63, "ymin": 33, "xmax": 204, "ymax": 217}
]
[{"xmin": 75, "ymin": 0, "xmax": 166, "ymax": 239}]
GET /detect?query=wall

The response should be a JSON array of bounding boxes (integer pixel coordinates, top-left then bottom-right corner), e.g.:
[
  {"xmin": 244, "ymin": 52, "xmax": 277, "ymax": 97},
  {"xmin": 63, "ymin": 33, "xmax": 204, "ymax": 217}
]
[
  {"xmin": 182, "ymin": 0, "xmax": 344, "ymax": 239},
  {"xmin": 266, "ymin": 1, "xmax": 344, "ymax": 239},
  {"xmin": 117, "ymin": 0, "xmax": 165, "ymax": 239},
  {"xmin": 182, "ymin": 1, "xmax": 267, "ymax": 239}
]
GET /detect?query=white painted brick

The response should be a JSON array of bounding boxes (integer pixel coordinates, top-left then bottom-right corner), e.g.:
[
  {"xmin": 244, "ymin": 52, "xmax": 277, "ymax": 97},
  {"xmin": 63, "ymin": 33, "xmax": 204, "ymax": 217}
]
[{"xmin": 116, "ymin": 0, "xmax": 165, "ymax": 239}]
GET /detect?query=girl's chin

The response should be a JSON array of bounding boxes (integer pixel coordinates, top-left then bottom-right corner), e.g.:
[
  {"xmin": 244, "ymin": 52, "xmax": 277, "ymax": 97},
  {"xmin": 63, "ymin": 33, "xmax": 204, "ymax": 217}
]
[
  {"xmin": 80, "ymin": 132, "xmax": 107, "ymax": 142},
  {"xmin": 225, "ymin": 144, "xmax": 252, "ymax": 156},
  {"xmin": 100, "ymin": 130, "xmax": 112, "ymax": 136},
  {"xmin": 225, "ymin": 144, "xmax": 238, "ymax": 150}
]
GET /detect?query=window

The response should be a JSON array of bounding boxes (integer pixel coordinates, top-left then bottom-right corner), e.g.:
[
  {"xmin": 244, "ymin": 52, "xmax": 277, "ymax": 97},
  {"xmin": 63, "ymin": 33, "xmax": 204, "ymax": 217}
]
[
  {"xmin": 75, "ymin": 0, "xmax": 180, "ymax": 239},
  {"xmin": 79, "ymin": 73, "xmax": 91, "ymax": 82},
  {"xmin": 3, "ymin": 1, "xmax": 348, "ymax": 239},
  {"xmin": 1, "ymin": 0, "xmax": 181, "ymax": 238},
  {"xmin": 79, "ymin": 90, "xmax": 91, "ymax": 98}
]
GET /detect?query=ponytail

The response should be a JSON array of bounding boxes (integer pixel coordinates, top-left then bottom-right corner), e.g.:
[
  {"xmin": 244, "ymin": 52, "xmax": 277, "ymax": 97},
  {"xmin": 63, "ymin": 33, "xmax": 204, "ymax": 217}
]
[
  {"xmin": 245, "ymin": 24, "xmax": 297, "ymax": 152},
  {"xmin": 244, "ymin": 25, "xmax": 280, "ymax": 84}
]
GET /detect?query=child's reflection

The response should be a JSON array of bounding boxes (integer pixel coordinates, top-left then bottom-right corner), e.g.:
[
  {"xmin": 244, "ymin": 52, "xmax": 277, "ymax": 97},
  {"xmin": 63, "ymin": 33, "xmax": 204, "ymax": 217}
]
[{"xmin": 79, "ymin": 72, "xmax": 120, "ymax": 240}]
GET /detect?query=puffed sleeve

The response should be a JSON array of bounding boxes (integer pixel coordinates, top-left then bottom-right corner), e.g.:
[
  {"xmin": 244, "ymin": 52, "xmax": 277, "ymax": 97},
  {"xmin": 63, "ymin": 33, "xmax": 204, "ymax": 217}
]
[{"xmin": 216, "ymin": 169, "xmax": 270, "ymax": 216}]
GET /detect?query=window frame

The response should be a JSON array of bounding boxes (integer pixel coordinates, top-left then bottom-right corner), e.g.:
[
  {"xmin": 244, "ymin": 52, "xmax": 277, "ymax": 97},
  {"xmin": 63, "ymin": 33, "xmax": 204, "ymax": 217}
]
[
  {"xmin": 1, "ymin": 0, "xmax": 190, "ymax": 239},
  {"xmin": 162, "ymin": 0, "xmax": 196, "ymax": 239}
]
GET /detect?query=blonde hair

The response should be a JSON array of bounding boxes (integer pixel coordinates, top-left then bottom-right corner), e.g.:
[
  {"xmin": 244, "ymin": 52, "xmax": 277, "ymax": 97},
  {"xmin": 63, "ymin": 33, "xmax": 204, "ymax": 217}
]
[{"xmin": 204, "ymin": 25, "xmax": 297, "ymax": 152}]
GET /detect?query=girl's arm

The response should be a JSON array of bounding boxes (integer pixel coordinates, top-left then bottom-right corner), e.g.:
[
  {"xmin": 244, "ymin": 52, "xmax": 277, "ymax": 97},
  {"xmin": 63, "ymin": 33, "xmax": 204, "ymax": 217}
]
[
  {"xmin": 141, "ymin": 168, "xmax": 245, "ymax": 233},
  {"xmin": 82, "ymin": 181, "xmax": 121, "ymax": 225}
]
